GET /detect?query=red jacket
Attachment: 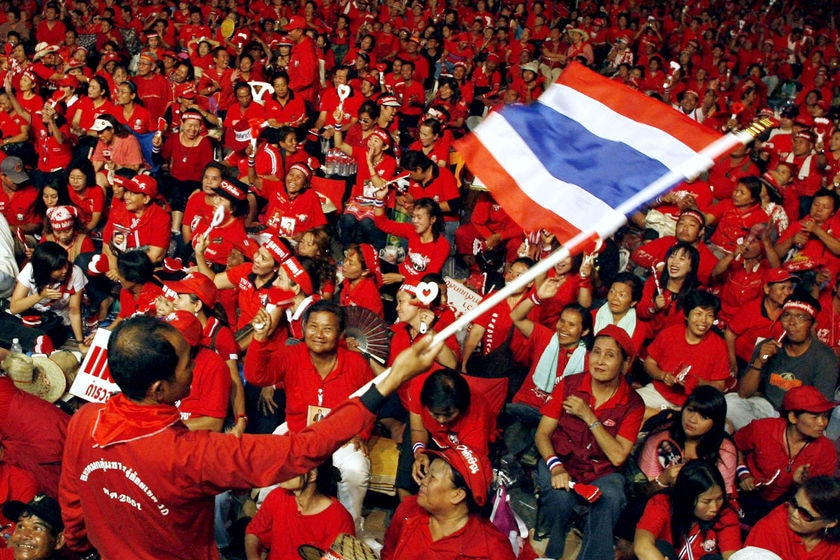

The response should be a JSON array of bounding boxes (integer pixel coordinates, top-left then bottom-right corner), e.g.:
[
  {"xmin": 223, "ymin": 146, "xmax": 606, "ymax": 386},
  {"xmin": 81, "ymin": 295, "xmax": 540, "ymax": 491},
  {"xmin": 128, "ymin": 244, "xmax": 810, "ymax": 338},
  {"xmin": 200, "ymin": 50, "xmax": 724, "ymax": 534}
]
[{"xmin": 59, "ymin": 393, "xmax": 376, "ymax": 559}]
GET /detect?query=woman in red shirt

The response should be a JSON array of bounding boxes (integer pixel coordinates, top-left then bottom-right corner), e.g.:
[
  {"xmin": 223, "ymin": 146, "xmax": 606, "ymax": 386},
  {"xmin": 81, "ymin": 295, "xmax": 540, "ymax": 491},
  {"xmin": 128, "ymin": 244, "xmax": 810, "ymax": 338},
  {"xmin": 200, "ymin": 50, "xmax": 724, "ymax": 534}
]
[
  {"xmin": 634, "ymin": 460, "xmax": 741, "ymax": 559},
  {"xmin": 114, "ymin": 81, "xmax": 155, "ymax": 135},
  {"xmin": 337, "ymin": 243, "xmax": 383, "ymax": 317}
]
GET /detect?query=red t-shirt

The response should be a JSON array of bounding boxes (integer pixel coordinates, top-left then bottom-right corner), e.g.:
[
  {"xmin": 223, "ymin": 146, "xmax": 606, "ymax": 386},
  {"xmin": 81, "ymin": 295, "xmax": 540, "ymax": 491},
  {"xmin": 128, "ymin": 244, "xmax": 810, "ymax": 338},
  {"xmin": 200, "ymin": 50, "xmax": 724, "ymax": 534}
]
[
  {"xmin": 726, "ymin": 298, "xmax": 785, "ymax": 363},
  {"xmin": 177, "ymin": 347, "xmax": 231, "ymax": 421},
  {"xmin": 161, "ymin": 136, "xmax": 214, "ymax": 183},
  {"xmin": 191, "ymin": 217, "xmax": 256, "ymax": 267},
  {"xmin": 514, "ymin": 323, "xmax": 588, "ymax": 410},
  {"xmin": 263, "ymin": 188, "xmax": 327, "ymax": 237},
  {"xmin": 746, "ymin": 503, "xmax": 840, "ymax": 560},
  {"xmin": 372, "ymin": 215, "xmax": 450, "ymax": 281},
  {"xmin": 0, "ymin": 185, "xmax": 39, "ymax": 228},
  {"xmin": 102, "ymin": 203, "xmax": 171, "ymax": 254},
  {"xmin": 68, "ymin": 185, "xmax": 105, "ymax": 228},
  {"xmin": 638, "ymin": 493, "xmax": 741, "ymax": 557},
  {"xmin": 337, "ymin": 277, "xmax": 383, "ymax": 318},
  {"xmin": 246, "ymin": 488, "xmax": 354, "ymax": 560},
  {"xmin": 647, "ymin": 325, "xmax": 731, "ymax": 406},
  {"xmin": 118, "ymin": 281, "xmax": 164, "ymax": 319}
]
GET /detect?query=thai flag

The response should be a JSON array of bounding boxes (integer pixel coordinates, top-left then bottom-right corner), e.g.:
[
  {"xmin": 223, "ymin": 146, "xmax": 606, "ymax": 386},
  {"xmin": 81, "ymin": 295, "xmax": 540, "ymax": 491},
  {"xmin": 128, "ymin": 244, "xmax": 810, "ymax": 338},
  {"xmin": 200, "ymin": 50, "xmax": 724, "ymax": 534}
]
[{"xmin": 455, "ymin": 63, "xmax": 722, "ymax": 242}]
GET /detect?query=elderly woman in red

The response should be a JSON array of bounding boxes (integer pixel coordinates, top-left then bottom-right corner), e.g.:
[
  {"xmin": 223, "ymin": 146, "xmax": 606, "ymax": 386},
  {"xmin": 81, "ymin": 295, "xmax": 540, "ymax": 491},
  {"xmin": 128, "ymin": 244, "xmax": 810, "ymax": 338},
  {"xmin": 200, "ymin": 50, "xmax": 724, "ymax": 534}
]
[
  {"xmin": 746, "ymin": 476, "xmax": 840, "ymax": 560},
  {"xmin": 534, "ymin": 321, "xmax": 644, "ymax": 560}
]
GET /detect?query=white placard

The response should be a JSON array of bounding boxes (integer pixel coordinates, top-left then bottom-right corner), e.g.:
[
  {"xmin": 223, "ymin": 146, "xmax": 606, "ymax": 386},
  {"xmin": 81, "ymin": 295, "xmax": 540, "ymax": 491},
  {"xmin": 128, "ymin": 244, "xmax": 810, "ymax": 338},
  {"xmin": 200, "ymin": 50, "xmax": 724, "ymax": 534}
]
[{"xmin": 69, "ymin": 329, "xmax": 120, "ymax": 403}]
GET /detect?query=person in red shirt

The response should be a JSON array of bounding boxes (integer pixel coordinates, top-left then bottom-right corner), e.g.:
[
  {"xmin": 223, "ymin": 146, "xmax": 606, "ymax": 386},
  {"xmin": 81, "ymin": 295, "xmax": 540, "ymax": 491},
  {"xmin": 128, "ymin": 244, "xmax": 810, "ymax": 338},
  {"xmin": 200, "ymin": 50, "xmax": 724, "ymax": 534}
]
[
  {"xmin": 393, "ymin": 60, "xmax": 425, "ymax": 143},
  {"xmin": 244, "ymin": 301, "xmax": 375, "ymax": 527},
  {"xmin": 262, "ymin": 162, "xmax": 327, "ymax": 239},
  {"xmin": 775, "ymin": 189, "xmax": 840, "ymax": 280},
  {"xmin": 534, "ymin": 324, "xmax": 645, "ymax": 560},
  {"xmin": 197, "ymin": 48, "xmax": 235, "ymax": 112},
  {"xmin": 634, "ymin": 460, "xmax": 741, "ymax": 559},
  {"xmin": 382, "ymin": 445, "xmax": 515, "ymax": 560},
  {"xmin": 58, "ymin": 314, "xmax": 443, "ymax": 560},
  {"xmin": 244, "ymin": 459, "xmax": 354, "ymax": 560},
  {"xmin": 284, "ymin": 16, "xmax": 320, "ymax": 104},
  {"xmin": 34, "ymin": 4, "xmax": 65, "ymax": 47},
  {"xmin": 0, "ymin": 157, "xmax": 40, "ymax": 235},
  {"xmin": 132, "ymin": 53, "xmax": 170, "ymax": 123},
  {"xmin": 161, "ymin": 310, "xmax": 230, "ymax": 433},
  {"xmin": 337, "ymin": 243, "xmax": 383, "ymax": 317},
  {"xmin": 222, "ymin": 82, "xmax": 266, "ymax": 155},
  {"xmin": 0, "ymin": 493, "xmax": 65, "ymax": 559},
  {"xmin": 639, "ymin": 291, "xmax": 732, "ymax": 418},
  {"xmin": 735, "ymin": 386, "xmax": 837, "ymax": 526},
  {"xmin": 263, "ymin": 72, "xmax": 308, "ymax": 129},
  {"xmin": 745, "ymin": 476, "xmax": 840, "ymax": 560}
]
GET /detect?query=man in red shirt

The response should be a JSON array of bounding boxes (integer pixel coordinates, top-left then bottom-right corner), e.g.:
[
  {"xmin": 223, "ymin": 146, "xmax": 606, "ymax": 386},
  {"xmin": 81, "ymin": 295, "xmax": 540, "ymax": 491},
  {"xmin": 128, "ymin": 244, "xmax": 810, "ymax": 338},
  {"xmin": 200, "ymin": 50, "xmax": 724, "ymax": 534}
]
[
  {"xmin": 59, "ymin": 315, "xmax": 441, "ymax": 559},
  {"xmin": 393, "ymin": 60, "xmax": 425, "ymax": 144},
  {"xmin": 222, "ymin": 82, "xmax": 266, "ymax": 156},
  {"xmin": 0, "ymin": 157, "xmax": 40, "ymax": 236},
  {"xmin": 245, "ymin": 301, "xmax": 375, "ymax": 528},
  {"xmin": 284, "ymin": 16, "xmax": 319, "ymax": 104},
  {"xmin": 133, "ymin": 53, "xmax": 170, "ymax": 122}
]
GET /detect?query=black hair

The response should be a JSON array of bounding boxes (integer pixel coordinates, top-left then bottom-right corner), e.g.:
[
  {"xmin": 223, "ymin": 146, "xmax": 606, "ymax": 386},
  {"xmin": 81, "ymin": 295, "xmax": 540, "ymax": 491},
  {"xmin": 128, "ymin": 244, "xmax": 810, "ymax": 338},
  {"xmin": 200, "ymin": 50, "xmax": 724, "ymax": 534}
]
[
  {"xmin": 443, "ymin": 457, "xmax": 481, "ymax": 513},
  {"xmin": 661, "ymin": 241, "xmax": 700, "ymax": 310},
  {"xmin": 108, "ymin": 316, "xmax": 180, "ymax": 401},
  {"xmin": 89, "ymin": 75, "xmax": 111, "ymax": 99},
  {"xmin": 33, "ymin": 180, "xmax": 72, "ymax": 222},
  {"xmin": 611, "ymin": 271, "xmax": 644, "ymax": 303},
  {"xmin": 313, "ymin": 456, "xmax": 340, "ymax": 498},
  {"xmin": 96, "ymin": 113, "xmax": 130, "ymax": 137},
  {"xmin": 303, "ymin": 300, "xmax": 345, "ymax": 333},
  {"xmin": 419, "ymin": 118, "xmax": 442, "ymax": 137},
  {"xmin": 117, "ymin": 250, "xmax": 155, "ymax": 284},
  {"xmin": 357, "ymin": 100, "xmax": 380, "ymax": 120},
  {"xmin": 812, "ymin": 188, "xmax": 839, "ymax": 213},
  {"xmin": 683, "ymin": 290, "xmax": 720, "ymax": 316},
  {"xmin": 420, "ymin": 368, "xmax": 471, "ymax": 416},
  {"xmin": 400, "ymin": 150, "xmax": 433, "ymax": 173},
  {"xmin": 737, "ymin": 176, "xmax": 762, "ymax": 204},
  {"xmin": 560, "ymin": 302, "xmax": 594, "ymax": 349},
  {"xmin": 669, "ymin": 386, "xmax": 728, "ymax": 465},
  {"xmin": 801, "ymin": 476, "xmax": 840, "ymax": 542},
  {"xmin": 295, "ymin": 256, "xmax": 322, "ymax": 294},
  {"xmin": 413, "ymin": 198, "xmax": 445, "ymax": 240},
  {"xmin": 669, "ymin": 460, "xmax": 728, "ymax": 547},
  {"xmin": 30, "ymin": 242, "xmax": 70, "ymax": 292}
]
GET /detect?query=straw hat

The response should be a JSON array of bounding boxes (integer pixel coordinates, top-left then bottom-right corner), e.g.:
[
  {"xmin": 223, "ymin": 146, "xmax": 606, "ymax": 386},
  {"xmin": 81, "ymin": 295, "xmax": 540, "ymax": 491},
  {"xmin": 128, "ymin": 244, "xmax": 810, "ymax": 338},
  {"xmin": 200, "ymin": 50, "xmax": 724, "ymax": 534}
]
[
  {"xmin": 298, "ymin": 534, "xmax": 378, "ymax": 560},
  {"xmin": 48, "ymin": 350, "xmax": 80, "ymax": 388},
  {"xmin": 2, "ymin": 353, "xmax": 67, "ymax": 403}
]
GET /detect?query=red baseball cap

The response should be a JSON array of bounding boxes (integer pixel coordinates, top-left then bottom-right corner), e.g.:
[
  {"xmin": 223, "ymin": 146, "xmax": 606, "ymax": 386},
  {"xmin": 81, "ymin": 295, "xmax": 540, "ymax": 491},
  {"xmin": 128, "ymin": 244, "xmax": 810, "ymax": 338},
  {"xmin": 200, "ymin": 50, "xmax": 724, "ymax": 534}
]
[
  {"xmin": 284, "ymin": 16, "xmax": 308, "ymax": 31},
  {"xmin": 427, "ymin": 445, "xmax": 491, "ymax": 507},
  {"xmin": 166, "ymin": 272, "xmax": 218, "ymax": 308},
  {"xmin": 596, "ymin": 324, "xmax": 636, "ymax": 363},
  {"xmin": 782, "ymin": 385, "xmax": 836, "ymax": 414},
  {"xmin": 162, "ymin": 310, "xmax": 203, "ymax": 348},
  {"xmin": 764, "ymin": 268, "xmax": 797, "ymax": 285},
  {"xmin": 125, "ymin": 174, "xmax": 158, "ymax": 197}
]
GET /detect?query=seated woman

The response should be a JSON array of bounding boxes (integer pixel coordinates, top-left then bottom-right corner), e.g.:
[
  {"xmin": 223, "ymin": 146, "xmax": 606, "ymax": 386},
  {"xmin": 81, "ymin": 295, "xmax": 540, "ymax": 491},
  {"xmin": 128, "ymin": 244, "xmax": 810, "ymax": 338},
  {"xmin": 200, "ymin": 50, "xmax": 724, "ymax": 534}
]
[
  {"xmin": 65, "ymin": 160, "xmax": 105, "ymax": 233},
  {"xmin": 337, "ymin": 243, "xmax": 383, "ymax": 317},
  {"xmin": 382, "ymin": 445, "xmax": 515, "ymax": 560},
  {"xmin": 10, "ymin": 241, "xmax": 87, "ymax": 348},
  {"xmin": 745, "ymin": 476, "xmax": 840, "ymax": 559},
  {"xmin": 89, "ymin": 114, "xmax": 144, "ymax": 189},
  {"xmin": 532, "ymin": 250, "xmax": 594, "ymax": 330},
  {"xmin": 406, "ymin": 368, "xmax": 494, "ymax": 495},
  {"xmin": 705, "ymin": 176, "xmax": 770, "ymax": 256},
  {"xmin": 637, "ymin": 241, "xmax": 701, "ymax": 334},
  {"xmin": 592, "ymin": 272, "xmax": 648, "ymax": 351},
  {"xmin": 534, "ymin": 324, "xmax": 644, "ymax": 560},
  {"xmin": 634, "ymin": 460, "xmax": 741, "ymax": 560},
  {"xmin": 295, "ymin": 229, "xmax": 336, "ymax": 302},
  {"xmin": 42, "ymin": 205, "xmax": 95, "ymax": 263},
  {"xmin": 615, "ymin": 387, "xmax": 737, "ymax": 555},
  {"xmin": 245, "ymin": 459, "xmax": 354, "ymax": 560}
]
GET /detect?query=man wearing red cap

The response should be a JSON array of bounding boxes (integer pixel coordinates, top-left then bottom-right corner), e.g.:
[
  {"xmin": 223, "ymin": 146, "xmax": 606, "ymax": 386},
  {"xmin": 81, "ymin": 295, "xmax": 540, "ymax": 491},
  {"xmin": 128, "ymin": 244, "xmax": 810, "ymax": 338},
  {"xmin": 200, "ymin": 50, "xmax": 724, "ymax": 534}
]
[
  {"xmin": 284, "ymin": 16, "xmax": 319, "ymax": 104},
  {"xmin": 734, "ymin": 385, "xmax": 837, "ymax": 526},
  {"xmin": 382, "ymin": 444, "xmax": 515, "ymax": 560},
  {"xmin": 727, "ymin": 293, "xmax": 839, "ymax": 431},
  {"xmin": 245, "ymin": 301, "xmax": 375, "ymax": 528}
]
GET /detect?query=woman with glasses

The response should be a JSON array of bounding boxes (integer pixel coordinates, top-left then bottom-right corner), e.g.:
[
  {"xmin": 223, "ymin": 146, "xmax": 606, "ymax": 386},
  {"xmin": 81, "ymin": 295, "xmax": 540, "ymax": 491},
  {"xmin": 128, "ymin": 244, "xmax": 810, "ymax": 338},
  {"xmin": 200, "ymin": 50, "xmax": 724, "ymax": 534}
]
[
  {"xmin": 746, "ymin": 475, "xmax": 840, "ymax": 559},
  {"xmin": 65, "ymin": 160, "xmax": 104, "ymax": 233},
  {"xmin": 734, "ymin": 385, "xmax": 837, "ymax": 526}
]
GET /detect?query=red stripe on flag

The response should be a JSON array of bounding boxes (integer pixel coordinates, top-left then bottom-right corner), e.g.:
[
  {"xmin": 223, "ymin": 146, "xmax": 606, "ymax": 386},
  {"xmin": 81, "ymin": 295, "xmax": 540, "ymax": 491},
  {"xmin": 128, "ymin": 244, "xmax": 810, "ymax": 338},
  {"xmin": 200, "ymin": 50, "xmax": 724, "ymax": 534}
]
[
  {"xmin": 457, "ymin": 135, "xmax": 588, "ymax": 242},
  {"xmin": 558, "ymin": 64, "xmax": 720, "ymax": 152}
]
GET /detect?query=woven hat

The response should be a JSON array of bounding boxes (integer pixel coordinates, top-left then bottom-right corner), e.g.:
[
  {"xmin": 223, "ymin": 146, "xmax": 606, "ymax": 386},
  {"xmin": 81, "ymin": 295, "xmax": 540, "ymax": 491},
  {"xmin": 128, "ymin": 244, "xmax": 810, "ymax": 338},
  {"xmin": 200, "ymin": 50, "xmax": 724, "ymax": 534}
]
[
  {"xmin": 49, "ymin": 350, "xmax": 80, "ymax": 387},
  {"xmin": 298, "ymin": 533, "xmax": 377, "ymax": 560},
  {"xmin": 2, "ymin": 353, "xmax": 67, "ymax": 403}
]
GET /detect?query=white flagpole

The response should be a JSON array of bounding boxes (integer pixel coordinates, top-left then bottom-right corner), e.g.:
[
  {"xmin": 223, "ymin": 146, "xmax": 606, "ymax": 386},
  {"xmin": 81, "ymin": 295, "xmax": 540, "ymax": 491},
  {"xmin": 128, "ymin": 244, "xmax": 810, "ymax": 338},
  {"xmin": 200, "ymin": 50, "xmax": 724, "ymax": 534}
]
[{"xmin": 349, "ymin": 121, "xmax": 774, "ymax": 396}]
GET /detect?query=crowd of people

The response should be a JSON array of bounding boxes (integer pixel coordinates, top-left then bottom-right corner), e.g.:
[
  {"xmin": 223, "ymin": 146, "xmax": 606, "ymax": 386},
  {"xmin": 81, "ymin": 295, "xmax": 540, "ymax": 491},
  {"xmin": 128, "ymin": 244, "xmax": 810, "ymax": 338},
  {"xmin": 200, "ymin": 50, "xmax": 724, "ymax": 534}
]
[{"xmin": 0, "ymin": 0, "xmax": 840, "ymax": 559}]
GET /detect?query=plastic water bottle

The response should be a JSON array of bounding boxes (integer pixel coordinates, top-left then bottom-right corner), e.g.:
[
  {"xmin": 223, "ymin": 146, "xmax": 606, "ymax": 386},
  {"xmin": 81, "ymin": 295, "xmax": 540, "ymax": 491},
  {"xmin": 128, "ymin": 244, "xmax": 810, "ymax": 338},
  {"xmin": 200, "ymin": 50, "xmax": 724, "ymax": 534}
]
[{"xmin": 10, "ymin": 338, "xmax": 23, "ymax": 354}]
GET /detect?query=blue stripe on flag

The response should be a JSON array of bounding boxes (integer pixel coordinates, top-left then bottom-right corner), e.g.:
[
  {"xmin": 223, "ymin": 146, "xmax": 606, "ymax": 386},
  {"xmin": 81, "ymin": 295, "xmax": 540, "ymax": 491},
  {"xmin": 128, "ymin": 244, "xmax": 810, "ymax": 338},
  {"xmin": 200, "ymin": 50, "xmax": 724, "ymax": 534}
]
[{"xmin": 500, "ymin": 101, "xmax": 672, "ymax": 208}]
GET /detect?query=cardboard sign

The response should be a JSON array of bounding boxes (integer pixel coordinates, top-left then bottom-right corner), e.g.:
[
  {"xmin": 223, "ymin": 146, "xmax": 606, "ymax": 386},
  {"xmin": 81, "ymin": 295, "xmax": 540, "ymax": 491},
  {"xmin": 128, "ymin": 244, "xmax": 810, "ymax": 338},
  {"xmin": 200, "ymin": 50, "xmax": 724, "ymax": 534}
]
[{"xmin": 69, "ymin": 329, "xmax": 120, "ymax": 403}]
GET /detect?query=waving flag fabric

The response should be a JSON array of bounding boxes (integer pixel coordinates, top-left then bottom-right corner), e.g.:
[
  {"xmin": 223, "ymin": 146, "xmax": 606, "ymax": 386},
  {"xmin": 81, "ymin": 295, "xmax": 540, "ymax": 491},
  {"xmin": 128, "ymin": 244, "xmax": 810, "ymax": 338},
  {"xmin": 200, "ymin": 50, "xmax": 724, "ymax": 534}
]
[{"xmin": 454, "ymin": 63, "xmax": 722, "ymax": 241}]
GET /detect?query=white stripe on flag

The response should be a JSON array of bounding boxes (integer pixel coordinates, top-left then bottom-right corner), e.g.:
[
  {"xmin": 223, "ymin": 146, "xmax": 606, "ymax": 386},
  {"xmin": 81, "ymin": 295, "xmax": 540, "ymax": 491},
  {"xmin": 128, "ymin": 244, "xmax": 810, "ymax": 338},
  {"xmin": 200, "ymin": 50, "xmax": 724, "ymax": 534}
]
[
  {"xmin": 540, "ymin": 83, "xmax": 698, "ymax": 172},
  {"xmin": 473, "ymin": 112, "xmax": 625, "ymax": 233}
]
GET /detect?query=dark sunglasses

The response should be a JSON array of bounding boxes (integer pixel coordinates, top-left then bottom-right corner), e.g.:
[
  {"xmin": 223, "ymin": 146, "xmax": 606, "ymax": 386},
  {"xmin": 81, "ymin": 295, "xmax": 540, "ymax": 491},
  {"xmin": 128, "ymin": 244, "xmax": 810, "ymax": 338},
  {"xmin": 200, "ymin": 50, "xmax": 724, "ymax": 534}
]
[{"xmin": 788, "ymin": 495, "xmax": 823, "ymax": 522}]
